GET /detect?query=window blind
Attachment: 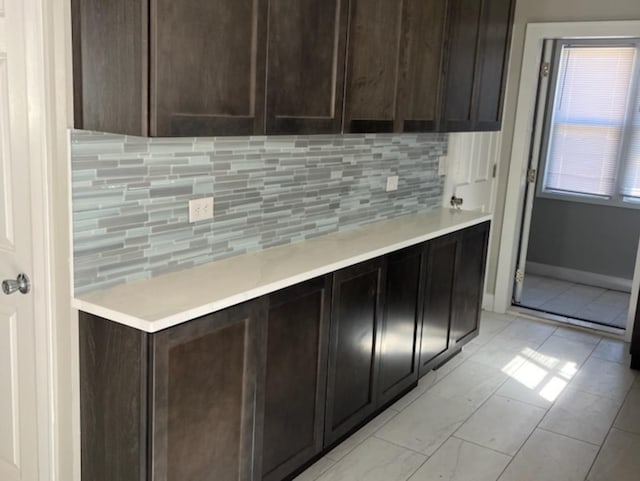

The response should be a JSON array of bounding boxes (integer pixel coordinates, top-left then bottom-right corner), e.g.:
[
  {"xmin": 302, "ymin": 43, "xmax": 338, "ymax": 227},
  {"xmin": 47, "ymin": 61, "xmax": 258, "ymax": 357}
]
[
  {"xmin": 621, "ymin": 85, "xmax": 640, "ymax": 198},
  {"xmin": 544, "ymin": 46, "xmax": 636, "ymax": 198}
]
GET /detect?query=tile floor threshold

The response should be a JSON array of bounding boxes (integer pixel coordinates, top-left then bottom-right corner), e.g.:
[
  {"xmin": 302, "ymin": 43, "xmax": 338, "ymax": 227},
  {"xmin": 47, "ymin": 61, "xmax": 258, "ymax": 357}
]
[
  {"xmin": 510, "ymin": 305, "xmax": 626, "ymax": 338},
  {"xmin": 294, "ymin": 311, "xmax": 640, "ymax": 481}
]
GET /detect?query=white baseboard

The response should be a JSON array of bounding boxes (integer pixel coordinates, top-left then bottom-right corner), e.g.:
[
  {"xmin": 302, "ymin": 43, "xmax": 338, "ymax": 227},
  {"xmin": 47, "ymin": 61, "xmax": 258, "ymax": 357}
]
[
  {"xmin": 482, "ymin": 293, "xmax": 495, "ymax": 312},
  {"xmin": 526, "ymin": 262, "xmax": 632, "ymax": 293}
]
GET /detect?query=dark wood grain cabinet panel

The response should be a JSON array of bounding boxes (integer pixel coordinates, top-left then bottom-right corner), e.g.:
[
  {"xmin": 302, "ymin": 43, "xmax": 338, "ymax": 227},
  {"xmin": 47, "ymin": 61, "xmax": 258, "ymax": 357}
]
[
  {"xmin": 440, "ymin": 0, "xmax": 483, "ymax": 131},
  {"xmin": 151, "ymin": 0, "xmax": 267, "ymax": 137},
  {"xmin": 419, "ymin": 235, "xmax": 456, "ymax": 376},
  {"xmin": 325, "ymin": 258, "xmax": 384, "ymax": 445},
  {"xmin": 343, "ymin": 0, "xmax": 404, "ymax": 133},
  {"xmin": 440, "ymin": 0, "xmax": 514, "ymax": 131},
  {"xmin": 79, "ymin": 313, "xmax": 148, "ymax": 481},
  {"xmin": 450, "ymin": 222, "xmax": 490, "ymax": 344},
  {"xmin": 261, "ymin": 277, "xmax": 331, "ymax": 481},
  {"xmin": 151, "ymin": 301, "xmax": 266, "ymax": 481},
  {"xmin": 378, "ymin": 246, "xmax": 423, "ymax": 405},
  {"xmin": 474, "ymin": 0, "xmax": 515, "ymax": 130},
  {"xmin": 71, "ymin": 0, "xmax": 148, "ymax": 136},
  {"xmin": 397, "ymin": 0, "xmax": 447, "ymax": 133},
  {"xmin": 265, "ymin": 0, "xmax": 348, "ymax": 134}
]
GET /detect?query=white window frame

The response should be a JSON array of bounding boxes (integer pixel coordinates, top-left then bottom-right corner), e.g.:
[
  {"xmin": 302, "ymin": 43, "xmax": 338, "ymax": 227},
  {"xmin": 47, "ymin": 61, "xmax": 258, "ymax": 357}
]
[{"xmin": 535, "ymin": 38, "xmax": 640, "ymax": 210}]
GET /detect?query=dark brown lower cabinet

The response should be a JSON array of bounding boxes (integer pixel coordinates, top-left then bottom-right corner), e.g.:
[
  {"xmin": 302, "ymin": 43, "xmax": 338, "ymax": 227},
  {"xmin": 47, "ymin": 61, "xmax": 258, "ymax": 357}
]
[
  {"xmin": 151, "ymin": 301, "xmax": 266, "ymax": 481},
  {"xmin": 377, "ymin": 246, "xmax": 423, "ymax": 406},
  {"xmin": 324, "ymin": 258, "xmax": 384, "ymax": 446},
  {"xmin": 419, "ymin": 234, "xmax": 457, "ymax": 376},
  {"xmin": 79, "ymin": 221, "xmax": 491, "ymax": 481},
  {"xmin": 261, "ymin": 277, "xmax": 332, "ymax": 481},
  {"xmin": 80, "ymin": 299, "xmax": 267, "ymax": 481},
  {"xmin": 419, "ymin": 221, "xmax": 490, "ymax": 377},
  {"xmin": 450, "ymin": 222, "xmax": 490, "ymax": 343}
]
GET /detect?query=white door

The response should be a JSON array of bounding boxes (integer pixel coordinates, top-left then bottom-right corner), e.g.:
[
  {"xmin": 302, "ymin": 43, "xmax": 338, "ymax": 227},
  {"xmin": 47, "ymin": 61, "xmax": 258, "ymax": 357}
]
[
  {"xmin": 0, "ymin": 0, "xmax": 44, "ymax": 480},
  {"xmin": 444, "ymin": 132, "xmax": 500, "ymax": 213}
]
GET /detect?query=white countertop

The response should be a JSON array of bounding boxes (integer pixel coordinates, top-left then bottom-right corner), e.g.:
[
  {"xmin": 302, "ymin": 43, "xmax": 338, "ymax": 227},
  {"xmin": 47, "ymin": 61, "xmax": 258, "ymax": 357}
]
[{"xmin": 73, "ymin": 208, "xmax": 491, "ymax": 332}]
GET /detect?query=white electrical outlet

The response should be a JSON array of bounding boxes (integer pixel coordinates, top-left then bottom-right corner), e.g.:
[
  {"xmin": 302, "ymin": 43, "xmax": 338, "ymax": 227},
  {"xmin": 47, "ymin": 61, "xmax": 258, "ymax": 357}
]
[
  {"xmin": 189, "ymin": 197, "xmax": 214, "ymax": 223},
  {"xmin": 438, "ymin": 156, "xmax": 447, "ymax": 176},
  {"xmin": 386, "ymin": 175, "xmax": 399, "ymax": 192}
]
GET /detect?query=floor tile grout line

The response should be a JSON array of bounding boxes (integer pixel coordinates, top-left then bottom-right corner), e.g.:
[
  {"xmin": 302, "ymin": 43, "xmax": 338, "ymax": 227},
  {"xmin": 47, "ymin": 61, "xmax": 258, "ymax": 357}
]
[
  {"xmin": 323, "ymin": 409, "xmax": 402, "ymax": 463},
  {"xmin": 370, "ymin": 433, "xmax": 431, "ymax": 457},
  {"xmin": 536, "ymin": 426, "xmax": 602, "ymax": 448},
  {"xmin": 450, "ymin": 434, "xmax": 516, "ymax": 458},
  {"xmin": 583, "ymin": 380, "xmax": 636, "ymax": 481}
]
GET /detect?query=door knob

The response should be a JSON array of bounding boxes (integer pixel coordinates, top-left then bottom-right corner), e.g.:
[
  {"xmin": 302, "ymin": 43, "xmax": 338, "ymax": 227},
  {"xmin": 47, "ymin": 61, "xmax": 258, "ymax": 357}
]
[{"xmin": 2, "ymin": 273, "xmax": 31, "ymax": 295}]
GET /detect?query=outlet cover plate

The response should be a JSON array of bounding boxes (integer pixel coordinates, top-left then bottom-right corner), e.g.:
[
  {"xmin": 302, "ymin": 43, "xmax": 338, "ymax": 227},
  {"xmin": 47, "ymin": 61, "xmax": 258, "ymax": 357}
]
[
  {"xmin": 189, "ymin": 197, "xmax": 214, "ymax": 222},
  {"xmin": 386, "ymin": 175, "xmax": 399, "ymax": 192}
]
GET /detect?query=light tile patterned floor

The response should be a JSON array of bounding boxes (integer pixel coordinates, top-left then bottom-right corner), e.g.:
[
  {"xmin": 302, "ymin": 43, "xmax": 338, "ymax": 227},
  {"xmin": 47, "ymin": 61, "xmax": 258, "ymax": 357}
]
[
  {"xmin": 295, "ymin": 312, "xmax": 640, "ymax": 481},
  {"xmin": 519, "ymin": 274, "xmax": 630, "ymax": 328}
]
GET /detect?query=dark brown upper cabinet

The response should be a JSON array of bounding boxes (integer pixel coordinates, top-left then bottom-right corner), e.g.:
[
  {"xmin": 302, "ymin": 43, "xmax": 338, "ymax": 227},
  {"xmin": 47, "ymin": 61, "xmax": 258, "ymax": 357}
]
[
  {"xmin": 343, "ymin": 0, "xmax": 404, "ymax": 133},
  {"xmin": 72, "ymin": 0, "xmax": 149, "ymax": 136},
  {"xmin": 72, "ymin": 0, "xmax": 514, "ymax": 136},
  {"xmin": 265, "ymin": 0, "xmax": 349, "ymax": 135},
  {"xmin": 396, "ymin": 0, "xmax": 448, "ymax": 133},
  {"xmin": 440, "ymin": 0, "xmax": 515, "ymax": 131},
  {"xmin": 151, "ymin": 0, "xmax": 268, "ymax": 137}
]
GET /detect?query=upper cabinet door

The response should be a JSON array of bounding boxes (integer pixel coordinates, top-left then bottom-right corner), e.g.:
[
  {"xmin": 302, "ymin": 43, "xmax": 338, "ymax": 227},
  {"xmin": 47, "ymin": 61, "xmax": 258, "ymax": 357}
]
[
  {"xmin": 440, "ymin": 0, "xmax": 483, "ymax": 132},
  {"xmin": 150, "ymin": 0, "xmax": 268, "ymax": 137},
  {"xmin": 473, "ymin": 0, "xmax": 515, "ymax": 130},
  {"xmin": 440, "ymin": 0, "xmax": 514, "ymax": 132},
  {"xmin": 72, "ymin": 0, "xmax": 149, "ymax": 136},
  {"xmin": 343, "ymin": 0, "xmax": 404, "ymax": 133},
  {"xmin": 265, "ymin": 0, "xmax": 349, "ymax": 135},
  {"xmin": 397, "ymin": 0, "xmax": 447, "ymax": 133}
]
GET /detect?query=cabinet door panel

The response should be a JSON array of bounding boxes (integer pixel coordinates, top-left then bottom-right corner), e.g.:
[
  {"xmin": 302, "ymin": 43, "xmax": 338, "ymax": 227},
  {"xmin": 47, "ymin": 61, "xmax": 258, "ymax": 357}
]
[
  {"xmin": 325, "ymin": 259, "xmax": 383, "ymax": 445},
  {"xmin": 420, "ymin": 236, "xmax": 457, "ymax": 376},
  {"xmin": 151, "ymin": 301, "xmax": 265, "ymax": 481},
  {"xmin": 266, "ymin": 0, "xmax": 348, "ymax": 134},
  {"xmin": 72, "ymin": 0, "xmax": 148, "ymax": 136},
  {"xmin": 151, "ymin": 0, "xmax": 267, "ymax": 136},
  {"xmin": 343, "ymin": 0, "xmax": 403, "ymax": 133},
  {"xmin": 262, "ymin": 277, "xmax": 331, "ymax": 481},
  {"xmin": 440, "ymin": 0, "xmax": 482, "ymax": 131},
  {"xmin": 378, "ymin": 246, "xmax": 422, "ymax": 405},
  {"xmin": 474, "ymin": 0, "xmax": 514, "ymax": 130},
  {"xmin": 398, "ymin": 0, "xmax": 447, "ymax": 132},
  {"xmin": 450, "ymin": 223, "xmax": 490, "ymax": 343}
]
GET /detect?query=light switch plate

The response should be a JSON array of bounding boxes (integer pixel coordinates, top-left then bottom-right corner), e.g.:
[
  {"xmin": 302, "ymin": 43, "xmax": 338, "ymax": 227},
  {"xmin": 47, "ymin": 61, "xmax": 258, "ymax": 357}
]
[
  {"xmin": 386, "ymin": 175, "xmax": 399, "ymax": 192},
  {"xmin": 189, "ymin": 197, "xmax": 214, "ymax": 222}
]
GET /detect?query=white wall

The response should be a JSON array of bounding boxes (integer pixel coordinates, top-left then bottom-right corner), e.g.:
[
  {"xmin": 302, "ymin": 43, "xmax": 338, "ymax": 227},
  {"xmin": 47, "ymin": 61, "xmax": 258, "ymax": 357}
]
[{"xmin": 485, "ymin": 0, "xmax": 640, "ymax": 296}]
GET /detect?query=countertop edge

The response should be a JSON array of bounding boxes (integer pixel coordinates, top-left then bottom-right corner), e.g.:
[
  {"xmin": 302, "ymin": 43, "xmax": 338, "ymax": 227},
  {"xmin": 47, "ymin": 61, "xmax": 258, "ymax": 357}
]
[{"xmin": 74, "ymin": 210, "xmax": 492, "ymax": 332}]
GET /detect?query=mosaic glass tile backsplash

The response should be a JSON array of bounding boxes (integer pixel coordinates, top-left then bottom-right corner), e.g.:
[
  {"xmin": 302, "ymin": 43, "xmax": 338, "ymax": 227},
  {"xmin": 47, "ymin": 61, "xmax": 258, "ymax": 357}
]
[{"xmin": 71, "ymin": 130, "xmax": 447, "ymax": 294}]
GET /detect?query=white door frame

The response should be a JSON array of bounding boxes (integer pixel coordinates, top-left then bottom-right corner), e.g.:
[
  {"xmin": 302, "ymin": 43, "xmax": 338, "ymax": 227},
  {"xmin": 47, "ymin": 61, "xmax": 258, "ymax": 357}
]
[
  {"xmin": 19, "ymin": 0, "xmax": 76, "ymax": 480},
  {"xmin": 495, "ymin": 20, "xmax": 640, "ymax": 341}
]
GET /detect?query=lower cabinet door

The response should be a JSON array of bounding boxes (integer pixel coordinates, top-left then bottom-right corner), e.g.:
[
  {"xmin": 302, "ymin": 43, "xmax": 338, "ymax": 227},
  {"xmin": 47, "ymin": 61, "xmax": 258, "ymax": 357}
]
[
  {"xmin": 150, "ymin": 300, "xmax": 266, "ymax": 481},
  {"xmin": 450, "ymin": 222, "xmax": 490, "ymax": 343},
  {"xmin": 325, "ymin": 258, "xmax": 384, "ymax": 446},
  {"xmin": 419, "ymin": 234, "xmax": 457, "ymax": 377},
  {"xmin": 261, "ymin": 277, "xmax": 332, "ymax": 481},
  {"xmin": 377, "ymin": 246, "xmax": 423, "ymax": 405}
]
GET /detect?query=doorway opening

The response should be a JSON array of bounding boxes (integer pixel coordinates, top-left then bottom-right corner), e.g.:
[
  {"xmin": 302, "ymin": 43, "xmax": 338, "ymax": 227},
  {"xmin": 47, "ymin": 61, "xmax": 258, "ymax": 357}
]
[{"xmin": 512, "ymin": 38, "xmax": 640, "ymax": 333}]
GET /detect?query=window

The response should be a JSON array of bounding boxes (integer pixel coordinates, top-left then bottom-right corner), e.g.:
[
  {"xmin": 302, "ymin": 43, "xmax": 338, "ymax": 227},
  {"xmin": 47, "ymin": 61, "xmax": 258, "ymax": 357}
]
[{"xmin": 539, "ymin": 39, "xmax": 640, "ymax": 207}]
